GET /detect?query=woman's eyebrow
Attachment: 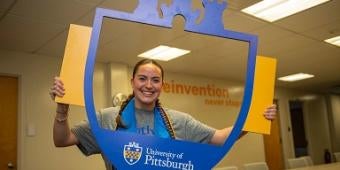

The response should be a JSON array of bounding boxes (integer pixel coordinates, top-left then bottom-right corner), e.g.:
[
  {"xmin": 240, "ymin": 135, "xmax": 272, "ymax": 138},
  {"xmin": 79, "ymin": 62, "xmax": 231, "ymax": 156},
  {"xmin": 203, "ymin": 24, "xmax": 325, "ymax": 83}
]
[{"xmin": 136, "ymin": 74, "xmax": 160, "ymax": 78}]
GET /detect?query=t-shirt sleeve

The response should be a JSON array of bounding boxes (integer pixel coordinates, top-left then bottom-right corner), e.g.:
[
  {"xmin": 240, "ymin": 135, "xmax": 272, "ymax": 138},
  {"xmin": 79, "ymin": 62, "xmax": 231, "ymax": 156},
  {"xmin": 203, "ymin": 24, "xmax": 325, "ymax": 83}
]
[
  {"xmin": 70, "ymin": 107, "xmax": 118, "ymax": 156},
  {"xmin": 71, "ymin": 121, "xmax": 100, "ymax": 156},
  {"xmin": 184, "ymin": 114, "xmax": 216, "ymax": 144},
  {"xmin": 167, "ymin": 109, "xmax": 216, "ymax": 144}
]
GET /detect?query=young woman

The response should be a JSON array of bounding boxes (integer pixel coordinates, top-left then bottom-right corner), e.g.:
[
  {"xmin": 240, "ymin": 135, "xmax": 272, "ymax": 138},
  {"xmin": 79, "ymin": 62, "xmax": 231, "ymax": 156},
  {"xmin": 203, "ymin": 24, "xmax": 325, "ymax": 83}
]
[{"xmin": 50, "ymin": 59, "xmax": 276, "ymax": 169}]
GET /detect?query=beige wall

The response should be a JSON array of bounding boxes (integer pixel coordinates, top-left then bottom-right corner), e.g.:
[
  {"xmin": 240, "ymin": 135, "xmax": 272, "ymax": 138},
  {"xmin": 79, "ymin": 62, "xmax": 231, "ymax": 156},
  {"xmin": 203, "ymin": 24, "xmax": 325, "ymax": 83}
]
[
  {"xmin": 304, "ymin": 96, "xmax": 331, "ymax": 164},
  {"xmin": 0, "ymin": 49, "xmax": 336, "ymax": 170},
  {"xmin": 327, "ymin": 95, "xmax": 340, "ymax": 152},
  {"xmin": 0, "ymin": 49, "xmax": 107, "ymax": 170}
]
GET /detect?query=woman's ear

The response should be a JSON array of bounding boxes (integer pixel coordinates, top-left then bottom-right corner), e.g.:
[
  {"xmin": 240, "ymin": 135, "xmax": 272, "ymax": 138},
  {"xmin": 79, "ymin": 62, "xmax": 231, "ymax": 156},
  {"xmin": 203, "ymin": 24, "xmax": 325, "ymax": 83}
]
[{"xmin": 130, "ymin": 78, "xmax": 134, "ymax": 87}]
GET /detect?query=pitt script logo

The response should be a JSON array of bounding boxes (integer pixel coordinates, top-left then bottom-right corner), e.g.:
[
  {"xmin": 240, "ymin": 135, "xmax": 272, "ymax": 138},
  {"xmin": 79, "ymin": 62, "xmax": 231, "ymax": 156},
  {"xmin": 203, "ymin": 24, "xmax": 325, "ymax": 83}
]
[
  {"xmin": 123, "ymin": 142, "xmax": 143, "ymax": 165},
  {"xmin": 123, "ymin": 141, "xmax": 194, "ymax": 169}
]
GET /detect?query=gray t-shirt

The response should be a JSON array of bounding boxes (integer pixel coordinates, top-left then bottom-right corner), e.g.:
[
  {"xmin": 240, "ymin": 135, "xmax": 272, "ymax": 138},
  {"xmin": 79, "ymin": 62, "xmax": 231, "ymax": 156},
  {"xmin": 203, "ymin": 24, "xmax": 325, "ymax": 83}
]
[
  {"xmin": 71, "ymin": 107, "xmax": 216, "ymax": 170},
  {"xmin": 135, "ymin": 108, "xmax": 155, "ymax": 136}
]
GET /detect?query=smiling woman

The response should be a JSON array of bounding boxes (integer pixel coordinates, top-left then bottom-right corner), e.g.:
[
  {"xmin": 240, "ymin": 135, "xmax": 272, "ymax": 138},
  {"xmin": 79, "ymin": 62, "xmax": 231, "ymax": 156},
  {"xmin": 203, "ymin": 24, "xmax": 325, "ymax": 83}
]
[{"xmin": 50, "ymin": 58, "xmax": 277, "ymax": 169}]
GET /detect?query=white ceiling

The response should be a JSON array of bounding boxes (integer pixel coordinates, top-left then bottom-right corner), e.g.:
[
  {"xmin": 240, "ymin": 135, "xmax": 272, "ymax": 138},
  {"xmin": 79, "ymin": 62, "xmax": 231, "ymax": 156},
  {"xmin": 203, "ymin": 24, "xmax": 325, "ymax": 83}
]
[{"xmin": 0, "ymin": 0, "xmax": 339, "ymax": 93}]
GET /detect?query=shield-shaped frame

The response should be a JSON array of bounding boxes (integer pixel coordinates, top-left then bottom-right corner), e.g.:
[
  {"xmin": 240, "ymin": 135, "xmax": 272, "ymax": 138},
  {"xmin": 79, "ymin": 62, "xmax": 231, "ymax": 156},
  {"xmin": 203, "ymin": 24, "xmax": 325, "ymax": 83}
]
[{"xmin": 84, "ymin": 0, "xmax": 259, "ymax": 169}]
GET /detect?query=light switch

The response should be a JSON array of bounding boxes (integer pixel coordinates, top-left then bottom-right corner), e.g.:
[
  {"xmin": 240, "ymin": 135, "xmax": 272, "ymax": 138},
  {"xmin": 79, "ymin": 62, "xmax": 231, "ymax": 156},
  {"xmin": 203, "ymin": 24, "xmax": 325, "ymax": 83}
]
[{"xmin": 27, "ymin": 123, "xmax": 36, "ymax": 137}]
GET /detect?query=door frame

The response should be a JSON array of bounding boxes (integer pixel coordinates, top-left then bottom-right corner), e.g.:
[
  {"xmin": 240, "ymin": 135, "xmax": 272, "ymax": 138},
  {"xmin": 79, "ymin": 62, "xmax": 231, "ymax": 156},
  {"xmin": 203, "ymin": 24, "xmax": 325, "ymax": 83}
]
[
  {"xmin": 0, "ymin": 74, "xmax": 22, "ymax": 170},
  {"xmin": 263, "ymin": 99, "xmax": 285, "ymax": 170}
]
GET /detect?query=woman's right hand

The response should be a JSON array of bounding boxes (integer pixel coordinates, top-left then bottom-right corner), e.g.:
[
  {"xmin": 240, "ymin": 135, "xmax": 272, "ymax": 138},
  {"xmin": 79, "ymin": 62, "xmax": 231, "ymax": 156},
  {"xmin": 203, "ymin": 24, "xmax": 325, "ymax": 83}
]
[
  {"xmin": 49, "ymin": 76, "xmax": 65, "ymax": 100},
  {"xmin": 50, "ymin": 77, "xmax": 69, "ymax": 113}
]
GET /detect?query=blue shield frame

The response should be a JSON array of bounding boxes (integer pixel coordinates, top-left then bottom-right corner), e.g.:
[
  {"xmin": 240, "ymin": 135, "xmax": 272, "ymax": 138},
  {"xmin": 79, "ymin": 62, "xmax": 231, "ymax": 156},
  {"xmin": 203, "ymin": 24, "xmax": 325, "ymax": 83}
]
[{"xmin": 84, "ymin": 0, "xmax": 258, "ymax": 169}]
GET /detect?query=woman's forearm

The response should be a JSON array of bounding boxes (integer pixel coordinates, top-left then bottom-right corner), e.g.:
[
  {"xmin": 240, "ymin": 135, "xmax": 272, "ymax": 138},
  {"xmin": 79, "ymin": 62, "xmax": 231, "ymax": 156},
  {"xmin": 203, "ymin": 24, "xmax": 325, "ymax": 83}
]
[{"xmin": 53, "ymin": 104, "xmax": 78, "ymax": 147}]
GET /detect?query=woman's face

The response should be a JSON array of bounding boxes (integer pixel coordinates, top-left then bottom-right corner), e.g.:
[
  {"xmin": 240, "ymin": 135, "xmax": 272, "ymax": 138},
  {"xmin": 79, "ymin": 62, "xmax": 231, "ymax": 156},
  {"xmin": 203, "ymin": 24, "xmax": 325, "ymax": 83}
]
[{"xmin": 131, "ymin": 63, "xmax": 163, "ymax": 110}]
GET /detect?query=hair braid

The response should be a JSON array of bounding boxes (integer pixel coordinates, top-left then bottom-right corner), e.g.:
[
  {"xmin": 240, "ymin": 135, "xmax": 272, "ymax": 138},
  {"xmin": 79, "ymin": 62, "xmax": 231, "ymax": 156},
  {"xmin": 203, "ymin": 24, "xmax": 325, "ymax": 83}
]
[
  {"xmin": 115, "ymin": 94, "xmax": 134, "ymax": 129},
  {"xmin": 156, "ymin": 99, "xmax": 176, "ymax": 139}
]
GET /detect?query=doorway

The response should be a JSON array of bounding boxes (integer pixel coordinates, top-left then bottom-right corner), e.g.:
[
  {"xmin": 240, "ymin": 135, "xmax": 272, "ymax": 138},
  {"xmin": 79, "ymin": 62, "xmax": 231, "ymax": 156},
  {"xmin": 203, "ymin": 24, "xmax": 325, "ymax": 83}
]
[
  {"xmin": 264, "ymin": 100, "xmax": 284, "ymax": 170},
  {"xmin": 289, "ymin": 100, "xmax": 308, "ymax": 157},
  {"xmin": 0, "ymin": 76, "xmax": 18, "ymax": 170}
]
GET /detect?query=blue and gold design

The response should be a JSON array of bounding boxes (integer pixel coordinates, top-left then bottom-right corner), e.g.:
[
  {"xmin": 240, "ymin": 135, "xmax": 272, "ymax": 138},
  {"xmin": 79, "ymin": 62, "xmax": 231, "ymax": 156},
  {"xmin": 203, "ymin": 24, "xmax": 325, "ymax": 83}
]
[{"xmin": 124, "ymin": 142, "xmax": 143, "ymax": 165}]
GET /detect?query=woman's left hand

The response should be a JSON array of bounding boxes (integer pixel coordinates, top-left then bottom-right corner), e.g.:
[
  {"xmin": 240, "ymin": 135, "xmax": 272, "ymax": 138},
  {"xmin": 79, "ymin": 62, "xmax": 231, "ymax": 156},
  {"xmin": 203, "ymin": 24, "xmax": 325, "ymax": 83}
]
[{"xmin": 263, "ymin": 104, "xmax": 277, "ymax": 121}]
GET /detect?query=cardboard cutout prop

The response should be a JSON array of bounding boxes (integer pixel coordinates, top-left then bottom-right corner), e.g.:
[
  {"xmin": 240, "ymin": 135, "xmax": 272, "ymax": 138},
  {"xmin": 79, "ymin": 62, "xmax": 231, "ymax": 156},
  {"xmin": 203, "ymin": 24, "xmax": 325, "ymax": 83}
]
[{"xmin": 58, "ymin": 0, "xmax": 277, "ymax": 169}]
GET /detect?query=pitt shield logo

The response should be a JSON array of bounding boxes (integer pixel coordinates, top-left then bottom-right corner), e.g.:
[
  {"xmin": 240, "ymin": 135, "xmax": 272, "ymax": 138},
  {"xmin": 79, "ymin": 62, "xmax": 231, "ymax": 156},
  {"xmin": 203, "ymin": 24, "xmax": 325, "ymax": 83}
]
[{"xmin": 123, "ymin": 142, "xmax": 143, "ymax": 165}]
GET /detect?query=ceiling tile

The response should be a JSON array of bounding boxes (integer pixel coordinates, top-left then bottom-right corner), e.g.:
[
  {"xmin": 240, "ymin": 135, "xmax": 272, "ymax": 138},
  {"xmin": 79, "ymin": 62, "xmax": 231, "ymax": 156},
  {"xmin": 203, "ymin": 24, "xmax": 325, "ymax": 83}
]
[
  {"xmin": 98, "ymin": 0, "xmax": 138, "ymax": 13},
  {"xmin": 302, "ymin": 19, "xmax": 340, "ymax": 41},
  {"xmin": 276, "ymin": 41, "xmax": 340, "ymax": 83},
  {"xmin": 166, "ymin": 33, "xmax": 214, "ymax": 51},
  {"xmin": 223, "ymin": 10, "xmax": 266, "ymax": 32},
  {"xmin": 275, "ymin": 0, "xmax": 340, "ymax": 32},
  {"xmin": 0, "ymin": 14, "xmax": 65, "ymax": 53},
  {"xmin": 96, "ymin": 36, "xmax": 146, "ymax": 63},
  {"xmin": 251, "ymin": 25, "xmax": 296, "ymax": 43},
  {"xmin": 37, "ymin": 30, "xmax": 68, "ymax": 58},
  {"xmin": 74, "ymin": 9, "xmax": 95, "ymax": 27},
  {"xmin": 101, "ymin": 18, "xmax": 187, "ymax": 47},
  {"xmin": 74, "ymin": 0, "xmax": 103, "ymax": 5},
  {"xmin": 226, "ymin": 0, "xmax": 260, "ymax": 10},
  {"xmin": 9, "ymin": 0, "xmax": 98, "ymax": 25},
  {"xmin": 251, "ymin": 25, "xmax": 296, "ymax": 55},
  {"xmin": 0, "ymin": 0, "xmax": 15, "ymax": 11},
  {"xmin": 260, "ymin": 34, "xmax": 316, "ymax": 57}
]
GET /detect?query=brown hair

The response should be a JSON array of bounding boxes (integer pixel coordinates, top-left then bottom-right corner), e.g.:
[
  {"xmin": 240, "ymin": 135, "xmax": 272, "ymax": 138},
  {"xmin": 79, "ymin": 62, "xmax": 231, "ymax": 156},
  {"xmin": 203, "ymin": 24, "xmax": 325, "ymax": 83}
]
[
  {"xmin": 115, "ymin": 59, "xmax": 175, "ymax": 139},
  {"xmin": 132, "ymin": 59, "xmax": 164, "ymax": 79}
]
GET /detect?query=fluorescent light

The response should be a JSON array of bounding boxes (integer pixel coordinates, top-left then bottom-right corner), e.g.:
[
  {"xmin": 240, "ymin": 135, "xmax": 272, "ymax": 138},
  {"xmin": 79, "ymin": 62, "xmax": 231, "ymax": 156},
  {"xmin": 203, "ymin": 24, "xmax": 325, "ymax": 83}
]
[
  {"xmin": 298, "ymin": 95, "xmax": 318, "ymax": 101},
  {"xmin": 325, "ymin": 36, "xmax": 340, "ymax": 47},
  {"xmin": 242, "ymin": 0, "xmax": 331, "ymax": 22},
  {"xmin": 278, "ymin": 73, "xmax": 314, "ymax": 82},
  {"xmin": 228, "ymin": 86, "xmax": 244, "ymax": 94},
  {"xmin": 138, "ymin": 45, "xmax": 190, "ymax": 61}
]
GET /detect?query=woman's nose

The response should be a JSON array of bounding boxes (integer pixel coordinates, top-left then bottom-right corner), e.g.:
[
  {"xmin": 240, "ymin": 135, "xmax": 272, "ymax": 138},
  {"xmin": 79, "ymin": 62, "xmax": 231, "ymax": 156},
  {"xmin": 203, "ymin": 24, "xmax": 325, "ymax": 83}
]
[{"xmin": 145, "ymin": 80, "xmax": 152, "ymax": 88}]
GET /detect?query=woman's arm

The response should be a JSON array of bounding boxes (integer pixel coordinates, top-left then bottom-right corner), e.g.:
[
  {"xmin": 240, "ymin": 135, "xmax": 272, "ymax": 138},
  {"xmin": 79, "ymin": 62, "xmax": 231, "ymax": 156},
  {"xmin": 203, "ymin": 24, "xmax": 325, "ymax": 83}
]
[
  {"xmin": 50, "ymin": 77, "xmax": 79, "ymax": 147},
  {"xmin": 209, "ymin": 104, "xmax": 277, "ymax": 146}
]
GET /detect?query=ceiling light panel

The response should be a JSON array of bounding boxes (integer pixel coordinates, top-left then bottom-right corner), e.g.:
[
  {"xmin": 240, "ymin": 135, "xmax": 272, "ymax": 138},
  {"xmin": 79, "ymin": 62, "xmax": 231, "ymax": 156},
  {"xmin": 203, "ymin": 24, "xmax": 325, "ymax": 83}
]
[
  {"xmin": 325, "ymin": 36, "xmax": 340, "ymax": 47},
  {"xmin": 138, "ymin": 45, "xmax": 190, "ymax": 61},
  {"xmin": 242, "ymin": 0, "xmax": 331, "ymax": 22},
  {"xmin": 278, "ymin": 73, "xmax": 314, "ymax": 82}
]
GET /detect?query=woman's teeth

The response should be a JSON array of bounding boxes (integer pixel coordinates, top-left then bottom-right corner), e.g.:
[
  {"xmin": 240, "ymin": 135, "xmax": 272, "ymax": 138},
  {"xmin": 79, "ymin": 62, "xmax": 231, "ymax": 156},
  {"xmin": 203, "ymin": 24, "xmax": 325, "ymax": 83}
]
[{"xmin": 143, "ymin": 91, "xmax": 153, "ymax": 95}]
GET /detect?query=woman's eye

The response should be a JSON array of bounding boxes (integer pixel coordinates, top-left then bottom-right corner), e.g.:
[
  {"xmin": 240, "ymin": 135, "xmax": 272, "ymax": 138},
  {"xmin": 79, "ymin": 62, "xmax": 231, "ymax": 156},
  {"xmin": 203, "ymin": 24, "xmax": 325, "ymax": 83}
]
[
  {"xmin": 152, "ymin": 79, "xmax": 160, "ymax": 83},
  {"xmin": 138, "ymin": 77, "xmax": 146, "ymax": 81}
]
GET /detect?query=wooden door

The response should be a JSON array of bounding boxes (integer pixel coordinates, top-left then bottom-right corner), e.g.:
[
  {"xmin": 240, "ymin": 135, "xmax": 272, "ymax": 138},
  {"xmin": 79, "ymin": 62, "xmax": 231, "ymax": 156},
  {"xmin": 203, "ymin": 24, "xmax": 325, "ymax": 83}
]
[
  {"xmin": 0, "ymin": 76, "xmax": 18, "ymax": 170},
  {"xmin": 263, "ymin": 100, "xmax": 284, "ymax": 170}
]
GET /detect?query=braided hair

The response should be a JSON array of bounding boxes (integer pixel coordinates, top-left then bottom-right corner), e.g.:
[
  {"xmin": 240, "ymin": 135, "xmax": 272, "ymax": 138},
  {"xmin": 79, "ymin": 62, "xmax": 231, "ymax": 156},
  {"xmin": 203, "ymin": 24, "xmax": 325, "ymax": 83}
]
[
  {"xmin": 115, "ymin": 94, "xmax": 134, "ymax": 129},
  {"xmin": 155, "ymin": 99, "xmax": 176, "ymax": 139},
  {"xmin": 115, "ymin": 59, "xmax": 175, "ymax": 139}
]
